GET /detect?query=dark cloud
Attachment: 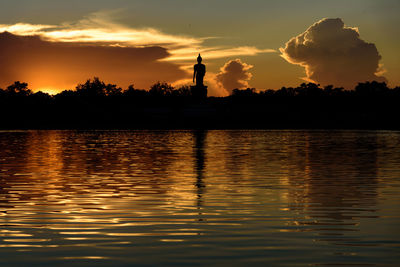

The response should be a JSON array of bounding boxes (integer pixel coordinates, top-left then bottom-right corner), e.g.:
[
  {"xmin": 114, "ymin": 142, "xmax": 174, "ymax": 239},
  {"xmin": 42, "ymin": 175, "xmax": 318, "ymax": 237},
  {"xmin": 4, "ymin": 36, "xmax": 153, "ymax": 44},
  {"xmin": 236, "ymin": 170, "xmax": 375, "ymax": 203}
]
[
  {"xmin": 0, "ymin": 32, "xmax": 186, "ymax": 91},
  {"xmin": 280, "ymin": 18, "xmax": 386, "ymax": 89},
  {"xmin": 216, "ymin": 59, "xmax": 253, "ymax": 93}
]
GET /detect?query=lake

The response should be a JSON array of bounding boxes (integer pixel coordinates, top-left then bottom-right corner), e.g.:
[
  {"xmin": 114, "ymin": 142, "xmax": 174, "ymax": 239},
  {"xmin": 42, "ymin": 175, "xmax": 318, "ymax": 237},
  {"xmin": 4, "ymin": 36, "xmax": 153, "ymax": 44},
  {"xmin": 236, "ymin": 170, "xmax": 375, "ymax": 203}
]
[{"xmin": 0, "ymin": 130, "xmax": 399, "ymax": 266}]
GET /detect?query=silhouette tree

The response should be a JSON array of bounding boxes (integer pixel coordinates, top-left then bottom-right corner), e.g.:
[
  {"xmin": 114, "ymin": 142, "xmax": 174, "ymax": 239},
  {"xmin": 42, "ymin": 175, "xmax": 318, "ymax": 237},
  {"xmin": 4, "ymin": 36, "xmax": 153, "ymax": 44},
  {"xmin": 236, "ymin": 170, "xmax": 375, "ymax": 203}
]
[
  {"xmin": 355, "ymin": 81, "xmax": 389, "ymax": 96},
  {"xmin": 232, "ymin": 88, "xmax": 257, "ymax": 97},
  {"xmin": 323, "ymin": 85, "xmax": 345, "ymax": 96},
  {"xmin": 275, "ymin": 87, "xmax": 296, "ymax": 97},
  {"xmin": 149, "ymin": 82, "xmax": 174, "ymax": 97},
  {"xmin": 124, "ymin": 84, "xmax": 148, "ymax": 98},
  {"xmin": 75, "ymin": 77, "xmax": 121, "ymax": 97},
  {"xmin": 6, "ymin": 81, "xmax": 32, "ymax": 96},
  {"xmin": 1, "ymin": 78, "xmax": 400, "ymax": 129},
  {"xmin": 105, "ymin": 83, "xmax": 122, "ymax": 97},
  {"xmin": 393, "ymin": 86, "xmax": 400, "ymax": 95},
  {"xmin": 172, "ymin": 86, "xmax": 192, "ymax": 97},
  {"xmin": 76, "ymin": 77, "xmax": 106, "ymax": 97},
  {"xmin": 295, "ymin": 83, "xmax": 323, "ymax": 97},
  {"xmin": 31, "ymin": 91, "xmax": 52, "ymax": 101}
]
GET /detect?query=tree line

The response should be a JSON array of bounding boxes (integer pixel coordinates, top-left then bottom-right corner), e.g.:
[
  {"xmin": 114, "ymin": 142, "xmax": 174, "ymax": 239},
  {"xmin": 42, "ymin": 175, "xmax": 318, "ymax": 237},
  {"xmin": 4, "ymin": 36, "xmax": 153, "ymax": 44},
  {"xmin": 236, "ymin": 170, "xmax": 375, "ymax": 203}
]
[
  {"xmin": 1, "ymin": 78, "xmax": 400, "ymax": 129},
  {"xmin": 1, "ymin": 78, "xmax": 400, "ymax": 99}
]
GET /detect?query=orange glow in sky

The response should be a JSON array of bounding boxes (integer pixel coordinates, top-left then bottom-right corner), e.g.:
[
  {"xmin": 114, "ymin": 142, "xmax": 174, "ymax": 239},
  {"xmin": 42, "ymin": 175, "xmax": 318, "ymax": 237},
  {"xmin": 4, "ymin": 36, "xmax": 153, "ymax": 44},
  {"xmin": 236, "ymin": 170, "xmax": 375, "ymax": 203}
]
[{"xmin": 0, "ymin": 2, "xmax": 399, "ymax": 93}]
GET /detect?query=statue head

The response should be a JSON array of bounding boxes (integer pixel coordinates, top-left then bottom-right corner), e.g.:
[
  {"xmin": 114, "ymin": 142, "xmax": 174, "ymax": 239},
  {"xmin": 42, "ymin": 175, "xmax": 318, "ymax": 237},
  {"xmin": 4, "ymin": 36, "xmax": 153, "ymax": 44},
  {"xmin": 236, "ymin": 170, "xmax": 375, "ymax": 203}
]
[{"xmin": 197, "ymin": 53, "xmax": 202, "ymax": 63}]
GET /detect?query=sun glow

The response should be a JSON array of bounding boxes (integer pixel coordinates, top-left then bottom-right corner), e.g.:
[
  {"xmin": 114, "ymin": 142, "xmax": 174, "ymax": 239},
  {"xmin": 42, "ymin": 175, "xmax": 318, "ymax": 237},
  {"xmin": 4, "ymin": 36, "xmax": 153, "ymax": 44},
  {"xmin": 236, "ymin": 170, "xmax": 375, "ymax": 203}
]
[
  {"xmin": 37, "ymin": 88, "xmax": 60, "ymax": 95},
  {"xmin": 0, "ymin": 12, "xmax": 275, "ymax": 94}
]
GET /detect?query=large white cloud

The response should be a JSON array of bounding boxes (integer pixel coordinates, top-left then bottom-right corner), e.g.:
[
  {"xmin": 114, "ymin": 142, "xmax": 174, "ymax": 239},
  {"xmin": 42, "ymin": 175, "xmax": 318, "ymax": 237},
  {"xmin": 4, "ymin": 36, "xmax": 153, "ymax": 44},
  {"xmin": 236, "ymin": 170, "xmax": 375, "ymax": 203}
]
[{"xmin": 280, "ymin": 18, "xmax": 387, "ymax": 89}]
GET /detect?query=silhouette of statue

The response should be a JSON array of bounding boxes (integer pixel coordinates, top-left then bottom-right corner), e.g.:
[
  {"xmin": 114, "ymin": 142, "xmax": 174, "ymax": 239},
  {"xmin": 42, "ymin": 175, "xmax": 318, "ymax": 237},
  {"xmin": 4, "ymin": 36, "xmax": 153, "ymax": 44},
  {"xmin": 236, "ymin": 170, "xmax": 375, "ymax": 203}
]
[
  {"xmin": 191, "ymin": 54, "xmax": 208, "ymax": 100},
  {"xmin": 193, "ymin": 54, "xmax": 206, "ymax": 87}
]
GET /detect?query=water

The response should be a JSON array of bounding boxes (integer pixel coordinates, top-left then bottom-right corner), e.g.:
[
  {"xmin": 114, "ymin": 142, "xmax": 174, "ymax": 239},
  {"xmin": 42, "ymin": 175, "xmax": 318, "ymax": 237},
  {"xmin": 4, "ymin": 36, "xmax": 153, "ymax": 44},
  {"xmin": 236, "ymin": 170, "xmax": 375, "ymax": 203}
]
[{"xmin": 0, "ymin": 130, "xmax": 399, "ymax": 266}]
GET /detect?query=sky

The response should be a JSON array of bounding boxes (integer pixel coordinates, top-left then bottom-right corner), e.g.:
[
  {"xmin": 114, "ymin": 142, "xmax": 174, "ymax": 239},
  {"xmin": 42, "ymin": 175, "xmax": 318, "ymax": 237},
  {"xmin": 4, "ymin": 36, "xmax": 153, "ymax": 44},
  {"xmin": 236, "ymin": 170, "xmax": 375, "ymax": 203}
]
[{"xmin": 0, "ymin": 0, "xmax": 399, "ymax": 95}]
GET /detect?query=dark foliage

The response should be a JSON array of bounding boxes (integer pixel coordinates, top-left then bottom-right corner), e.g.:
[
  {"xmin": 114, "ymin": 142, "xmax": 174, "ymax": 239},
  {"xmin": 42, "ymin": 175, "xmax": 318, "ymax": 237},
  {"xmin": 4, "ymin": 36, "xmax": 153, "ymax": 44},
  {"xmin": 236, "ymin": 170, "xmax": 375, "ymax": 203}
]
[
  {"xmin": 1, "ymin": 78, "xmax": 399, "ymax": 129},
  {"xmin": 5, "ymin": 81, "xmax": 32, "ymax": 96}
]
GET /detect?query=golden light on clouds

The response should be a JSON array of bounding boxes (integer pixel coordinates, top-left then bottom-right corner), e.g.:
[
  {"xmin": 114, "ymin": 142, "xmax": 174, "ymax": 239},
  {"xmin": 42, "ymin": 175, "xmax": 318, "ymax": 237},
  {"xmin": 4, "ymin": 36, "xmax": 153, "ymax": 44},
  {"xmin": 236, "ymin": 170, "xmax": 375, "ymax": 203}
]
[
  {"xmin": 0, "ymin": 32, "xmax": 186, "ymax": 91},
  {"xmin": 0, "ymin": 22, "xmax": 201, "ymax": 49},
  {"xmin": 280, "ymin": 18, "xmax": 386, "ymax": 89},
  {"xmin": 0, "ymin": 23, "xmax": 54, "ymax": 35},
  {"xmin": 0, "ymin": 12, "xmax": 275, "ymax": 94},
  {"xmin": 0, "ymin": 12, "xmax": 274, "ymax": 63},
  {"xmin": 166, "ymin": 46, "xmax": 276, "ymax": 62}
]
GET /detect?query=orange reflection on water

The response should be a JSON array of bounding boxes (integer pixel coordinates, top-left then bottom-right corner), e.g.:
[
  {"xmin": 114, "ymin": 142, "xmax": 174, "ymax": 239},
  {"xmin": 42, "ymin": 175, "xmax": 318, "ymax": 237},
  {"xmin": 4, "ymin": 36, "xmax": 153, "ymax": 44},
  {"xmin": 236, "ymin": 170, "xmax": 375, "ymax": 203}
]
[
  {"xmin": 0, "ymin": 130, "xmax": 399, "ymax": 266},
  {"xmin": 62, "ymin": 256, "xmax": 110, "ymax": 260}
]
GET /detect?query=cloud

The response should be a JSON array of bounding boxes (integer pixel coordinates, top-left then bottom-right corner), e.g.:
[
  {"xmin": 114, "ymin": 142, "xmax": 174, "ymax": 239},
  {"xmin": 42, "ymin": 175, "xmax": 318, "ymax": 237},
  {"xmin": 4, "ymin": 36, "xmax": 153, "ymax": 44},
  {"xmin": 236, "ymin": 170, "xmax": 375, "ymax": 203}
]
[
  {"xmin": 0, "ymin": 32, "xmax": 186, "ymax": 91},
  {"xmin": 0, "ymin": 13, "xmax": 201, "ymax": 48},
  {"xmin": 280, "ymin": 18, "xmax": 387, "ymax": 89},
  {"xmin": 173, "ymin": 59, "xmax": 255, "ymax": 97},
  {"xmin": 172, "ymin": 75, "xmax": 229, "ymax": 97},
  {"xmin": 0, "ymin": 12, "xmax": 273, "ymax": 92},
  {"xmin": 0, "ymin": 11, "xmax": 274, "ymax": 63},
  {"xmin": 0, "ymin": 23, "xmax": 54, "ymax": 35},
  {"xmin": 166, "ymin": 46, "xmax": 276, "ymax": 62},
  {"xmin": 216, "ymin": 59, "xmax": 253, "ymax": 94}
]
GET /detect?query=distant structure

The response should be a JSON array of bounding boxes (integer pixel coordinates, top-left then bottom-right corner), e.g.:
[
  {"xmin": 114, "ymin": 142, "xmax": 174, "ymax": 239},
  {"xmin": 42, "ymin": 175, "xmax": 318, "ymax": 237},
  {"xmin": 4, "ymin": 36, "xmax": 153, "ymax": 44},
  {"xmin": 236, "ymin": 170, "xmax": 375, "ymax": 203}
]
[{"xmin": 192, "ymin": 54, "xmax": 207, "ymax": 99}]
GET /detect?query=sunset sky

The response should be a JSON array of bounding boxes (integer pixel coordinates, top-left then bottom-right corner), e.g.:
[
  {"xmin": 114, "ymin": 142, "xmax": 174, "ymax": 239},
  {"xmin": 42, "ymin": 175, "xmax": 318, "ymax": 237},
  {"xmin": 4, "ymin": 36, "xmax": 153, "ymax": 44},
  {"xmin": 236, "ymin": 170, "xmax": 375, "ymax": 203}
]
[{"xmin": 0, "ymin": 0, "xmax": 399, "ymax": 95}]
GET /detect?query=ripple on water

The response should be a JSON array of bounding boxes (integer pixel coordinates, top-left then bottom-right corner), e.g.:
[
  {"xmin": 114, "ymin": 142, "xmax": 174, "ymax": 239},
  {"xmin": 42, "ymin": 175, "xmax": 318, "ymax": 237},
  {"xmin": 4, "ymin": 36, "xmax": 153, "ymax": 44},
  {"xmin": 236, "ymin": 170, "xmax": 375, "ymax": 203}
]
[{"xmin": 1, "ymin": 130, "xmax": 400, "ymax": 266}]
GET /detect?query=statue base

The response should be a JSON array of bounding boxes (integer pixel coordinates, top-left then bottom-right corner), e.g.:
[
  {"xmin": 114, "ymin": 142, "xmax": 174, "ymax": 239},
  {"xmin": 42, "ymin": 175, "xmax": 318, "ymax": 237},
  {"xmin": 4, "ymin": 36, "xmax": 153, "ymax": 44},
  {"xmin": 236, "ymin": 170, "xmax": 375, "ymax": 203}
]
[{"xmin": 191, "ymin": 85, "xmax": 208, "ymax": 99}]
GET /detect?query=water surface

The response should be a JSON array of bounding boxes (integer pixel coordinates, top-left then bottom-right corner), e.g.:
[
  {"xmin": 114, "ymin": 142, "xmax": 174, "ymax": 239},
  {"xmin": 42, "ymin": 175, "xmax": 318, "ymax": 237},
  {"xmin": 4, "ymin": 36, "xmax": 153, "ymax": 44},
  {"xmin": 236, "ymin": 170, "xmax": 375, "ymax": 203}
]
[{"xmin": 0, "ymin": 130, "xmax": 399, "ymax": 266}]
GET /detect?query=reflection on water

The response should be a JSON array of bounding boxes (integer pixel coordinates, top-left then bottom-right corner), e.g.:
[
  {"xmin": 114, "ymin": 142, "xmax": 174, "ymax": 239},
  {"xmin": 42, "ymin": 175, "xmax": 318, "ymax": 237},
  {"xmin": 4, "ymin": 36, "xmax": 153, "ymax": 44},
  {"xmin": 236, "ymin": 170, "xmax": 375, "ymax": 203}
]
[
  {"xmin": 0, "ymin": 130, "xmax": 399, "ymax": 266},
  {"xmin": 194, "ymin": 130, "xmax": 206, "ymax": 217}
]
